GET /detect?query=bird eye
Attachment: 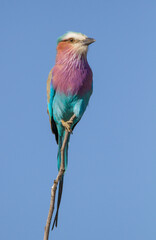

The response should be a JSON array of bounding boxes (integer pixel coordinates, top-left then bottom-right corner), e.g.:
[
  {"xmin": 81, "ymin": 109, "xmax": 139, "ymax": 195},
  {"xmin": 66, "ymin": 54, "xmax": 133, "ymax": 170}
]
[{"xmin": 70, "ymin": 38, "xmax": 74, "ymax": 42}]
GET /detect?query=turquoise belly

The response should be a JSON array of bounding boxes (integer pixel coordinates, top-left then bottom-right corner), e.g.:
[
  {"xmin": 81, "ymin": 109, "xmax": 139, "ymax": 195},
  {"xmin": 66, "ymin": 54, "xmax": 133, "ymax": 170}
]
[{"xmin": 53, "ymin": 91, "xmax": 91, "ymax": 128}]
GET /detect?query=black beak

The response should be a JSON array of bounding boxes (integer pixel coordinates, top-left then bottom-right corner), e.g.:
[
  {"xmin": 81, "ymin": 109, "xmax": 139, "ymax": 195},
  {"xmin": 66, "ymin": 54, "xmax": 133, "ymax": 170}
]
[{"xmin": 82, "ymin": 38, "xmax": 96, "ymax": 46}]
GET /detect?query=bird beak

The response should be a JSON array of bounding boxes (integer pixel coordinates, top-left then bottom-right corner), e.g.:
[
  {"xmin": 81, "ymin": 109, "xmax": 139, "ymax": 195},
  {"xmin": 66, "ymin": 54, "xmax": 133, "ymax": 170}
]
[{"xmin": 82, "ymin": 38, "xmax": 96, "ymax": 46}]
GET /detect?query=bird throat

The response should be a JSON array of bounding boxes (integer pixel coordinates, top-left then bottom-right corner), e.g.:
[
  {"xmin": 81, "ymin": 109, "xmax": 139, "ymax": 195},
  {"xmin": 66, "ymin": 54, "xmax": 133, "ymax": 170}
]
[{"xmin": 52, "ymin": 49, "xmax": 92, "ymax": 96}]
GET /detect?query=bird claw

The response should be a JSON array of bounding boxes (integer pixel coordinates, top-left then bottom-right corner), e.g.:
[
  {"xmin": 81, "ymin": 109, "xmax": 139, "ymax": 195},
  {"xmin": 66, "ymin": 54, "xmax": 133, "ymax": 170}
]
[{"xmin": 61, "ymin": 119, "xmax": 73, "ymax": 133}]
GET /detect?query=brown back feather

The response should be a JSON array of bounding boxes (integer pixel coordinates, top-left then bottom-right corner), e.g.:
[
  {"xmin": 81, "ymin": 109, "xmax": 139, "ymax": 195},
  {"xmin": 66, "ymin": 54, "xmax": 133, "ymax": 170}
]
[{"xmin": 47, "ymin": 68, "xmax": 58, "ymax": 144}]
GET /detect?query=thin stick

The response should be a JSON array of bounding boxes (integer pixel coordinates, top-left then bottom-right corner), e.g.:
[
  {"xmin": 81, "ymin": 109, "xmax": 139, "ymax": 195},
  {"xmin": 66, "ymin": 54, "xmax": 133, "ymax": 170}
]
[{"xmin": 44, "ymin": 130, "xmax": 69, "ymax": 240}]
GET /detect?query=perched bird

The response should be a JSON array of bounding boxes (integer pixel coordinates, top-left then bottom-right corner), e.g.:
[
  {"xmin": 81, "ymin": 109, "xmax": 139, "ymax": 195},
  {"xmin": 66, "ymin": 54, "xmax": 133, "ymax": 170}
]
[{"xmin": 47, "ymin": 31, "xmax": 95, "ymax": 229}]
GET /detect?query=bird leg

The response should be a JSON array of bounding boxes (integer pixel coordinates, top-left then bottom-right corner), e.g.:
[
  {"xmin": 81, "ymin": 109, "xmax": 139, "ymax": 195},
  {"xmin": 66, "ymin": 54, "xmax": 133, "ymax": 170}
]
[
  {"xmin": 61, "ymin": 114, "xmax": 76, "ymax": 133},
  {"xmin": 61, "ymin": 119, "xmax": 73, "ymax": 133}
]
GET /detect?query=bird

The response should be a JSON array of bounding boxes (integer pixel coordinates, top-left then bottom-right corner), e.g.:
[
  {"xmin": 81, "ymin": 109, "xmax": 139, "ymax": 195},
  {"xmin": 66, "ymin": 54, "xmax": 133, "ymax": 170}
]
[{"xmin": 47, "ymin": 31, "xmax": 95, "ymax": 230}]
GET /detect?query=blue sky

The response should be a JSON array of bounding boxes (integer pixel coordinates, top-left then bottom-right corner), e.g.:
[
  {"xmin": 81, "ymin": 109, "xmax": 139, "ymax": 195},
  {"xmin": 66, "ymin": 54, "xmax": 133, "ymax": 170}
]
[{"xmin": 1, "ymin": 0, "xmax": 156, "ymax": 239}]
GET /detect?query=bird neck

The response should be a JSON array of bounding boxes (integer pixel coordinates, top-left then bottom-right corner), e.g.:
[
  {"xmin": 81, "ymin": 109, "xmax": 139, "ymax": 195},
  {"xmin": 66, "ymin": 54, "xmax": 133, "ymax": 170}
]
[
  {"xmin": 55, "ymin": 47, "xmax": 88, "ymax": 69},
  {"xmin": 52, "ymin": 47, "xmax": 92, "ymax": 96}
]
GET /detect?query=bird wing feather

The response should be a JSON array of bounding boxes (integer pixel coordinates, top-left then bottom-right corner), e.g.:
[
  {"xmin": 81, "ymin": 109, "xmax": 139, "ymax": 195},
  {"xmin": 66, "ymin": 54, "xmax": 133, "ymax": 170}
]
[{"xmin": 47, "ymin": 68, "xmax": 58, "ymax": 143}]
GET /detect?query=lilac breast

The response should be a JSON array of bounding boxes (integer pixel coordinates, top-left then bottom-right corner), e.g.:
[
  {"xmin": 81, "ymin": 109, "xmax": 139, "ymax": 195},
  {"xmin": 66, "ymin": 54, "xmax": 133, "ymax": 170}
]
[{"xmin": 52, "ymin": 55, "xmax": 93, "ymax": 96}]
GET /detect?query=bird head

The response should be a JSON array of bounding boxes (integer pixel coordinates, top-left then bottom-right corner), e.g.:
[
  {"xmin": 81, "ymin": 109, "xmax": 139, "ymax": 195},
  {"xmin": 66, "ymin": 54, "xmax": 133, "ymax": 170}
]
[{"xmin": 56, "ymin": 32, "xmax": 95, "ymax": 58}]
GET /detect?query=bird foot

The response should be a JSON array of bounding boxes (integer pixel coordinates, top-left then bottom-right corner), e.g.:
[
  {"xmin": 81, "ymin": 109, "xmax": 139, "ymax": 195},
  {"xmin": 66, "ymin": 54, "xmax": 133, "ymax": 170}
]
[{"xmin": 61, "ymin": 119, "xmax": 73, "ymax": 133}]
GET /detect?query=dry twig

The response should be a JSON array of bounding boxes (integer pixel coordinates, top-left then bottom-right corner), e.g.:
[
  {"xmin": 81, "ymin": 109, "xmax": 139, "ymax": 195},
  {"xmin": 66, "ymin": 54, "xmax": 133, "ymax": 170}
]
[{"xmin": 43, "ymin": 130, "xmax": 69, "ymax": 240}]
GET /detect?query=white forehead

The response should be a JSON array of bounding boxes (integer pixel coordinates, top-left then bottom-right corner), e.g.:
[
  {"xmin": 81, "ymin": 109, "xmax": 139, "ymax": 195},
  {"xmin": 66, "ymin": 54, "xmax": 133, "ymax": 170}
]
[{"xmin": 62, "ymin": 32, "xmax": 87, "ymax": 41}]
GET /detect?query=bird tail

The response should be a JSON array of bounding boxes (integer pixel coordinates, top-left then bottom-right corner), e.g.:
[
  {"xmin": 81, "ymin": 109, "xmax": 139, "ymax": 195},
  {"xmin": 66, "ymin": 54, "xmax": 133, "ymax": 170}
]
[
  {"xmin": 52, "ymin": 175, "xmax": 64, "ymax": 230},
  {"xmin": 52, "ymin": 133, "xmax": 70, "ymax": 230},
  {"xmin": 57, "ymin": 133, "xmax": 69, "ymax": 171}
]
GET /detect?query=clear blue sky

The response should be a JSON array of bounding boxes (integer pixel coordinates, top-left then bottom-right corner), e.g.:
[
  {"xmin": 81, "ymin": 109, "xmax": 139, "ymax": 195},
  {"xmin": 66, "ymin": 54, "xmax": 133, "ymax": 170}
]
[{"xmin": 1, "ymin": 0, "xmax": 156, "ymax": 239}]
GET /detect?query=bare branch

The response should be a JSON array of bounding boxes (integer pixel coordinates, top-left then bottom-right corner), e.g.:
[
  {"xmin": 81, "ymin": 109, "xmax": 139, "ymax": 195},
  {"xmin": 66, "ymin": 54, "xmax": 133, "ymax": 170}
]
[{"xmin": 44, "ymin": 130, "xmax": 69, "ymax": 240}]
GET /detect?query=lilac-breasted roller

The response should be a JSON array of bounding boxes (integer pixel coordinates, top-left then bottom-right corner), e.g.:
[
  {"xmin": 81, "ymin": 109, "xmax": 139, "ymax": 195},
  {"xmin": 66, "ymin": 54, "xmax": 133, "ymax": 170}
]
[{"xmin": 47, "ymin": 32, "xmax": 95, "ymax": 229}]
